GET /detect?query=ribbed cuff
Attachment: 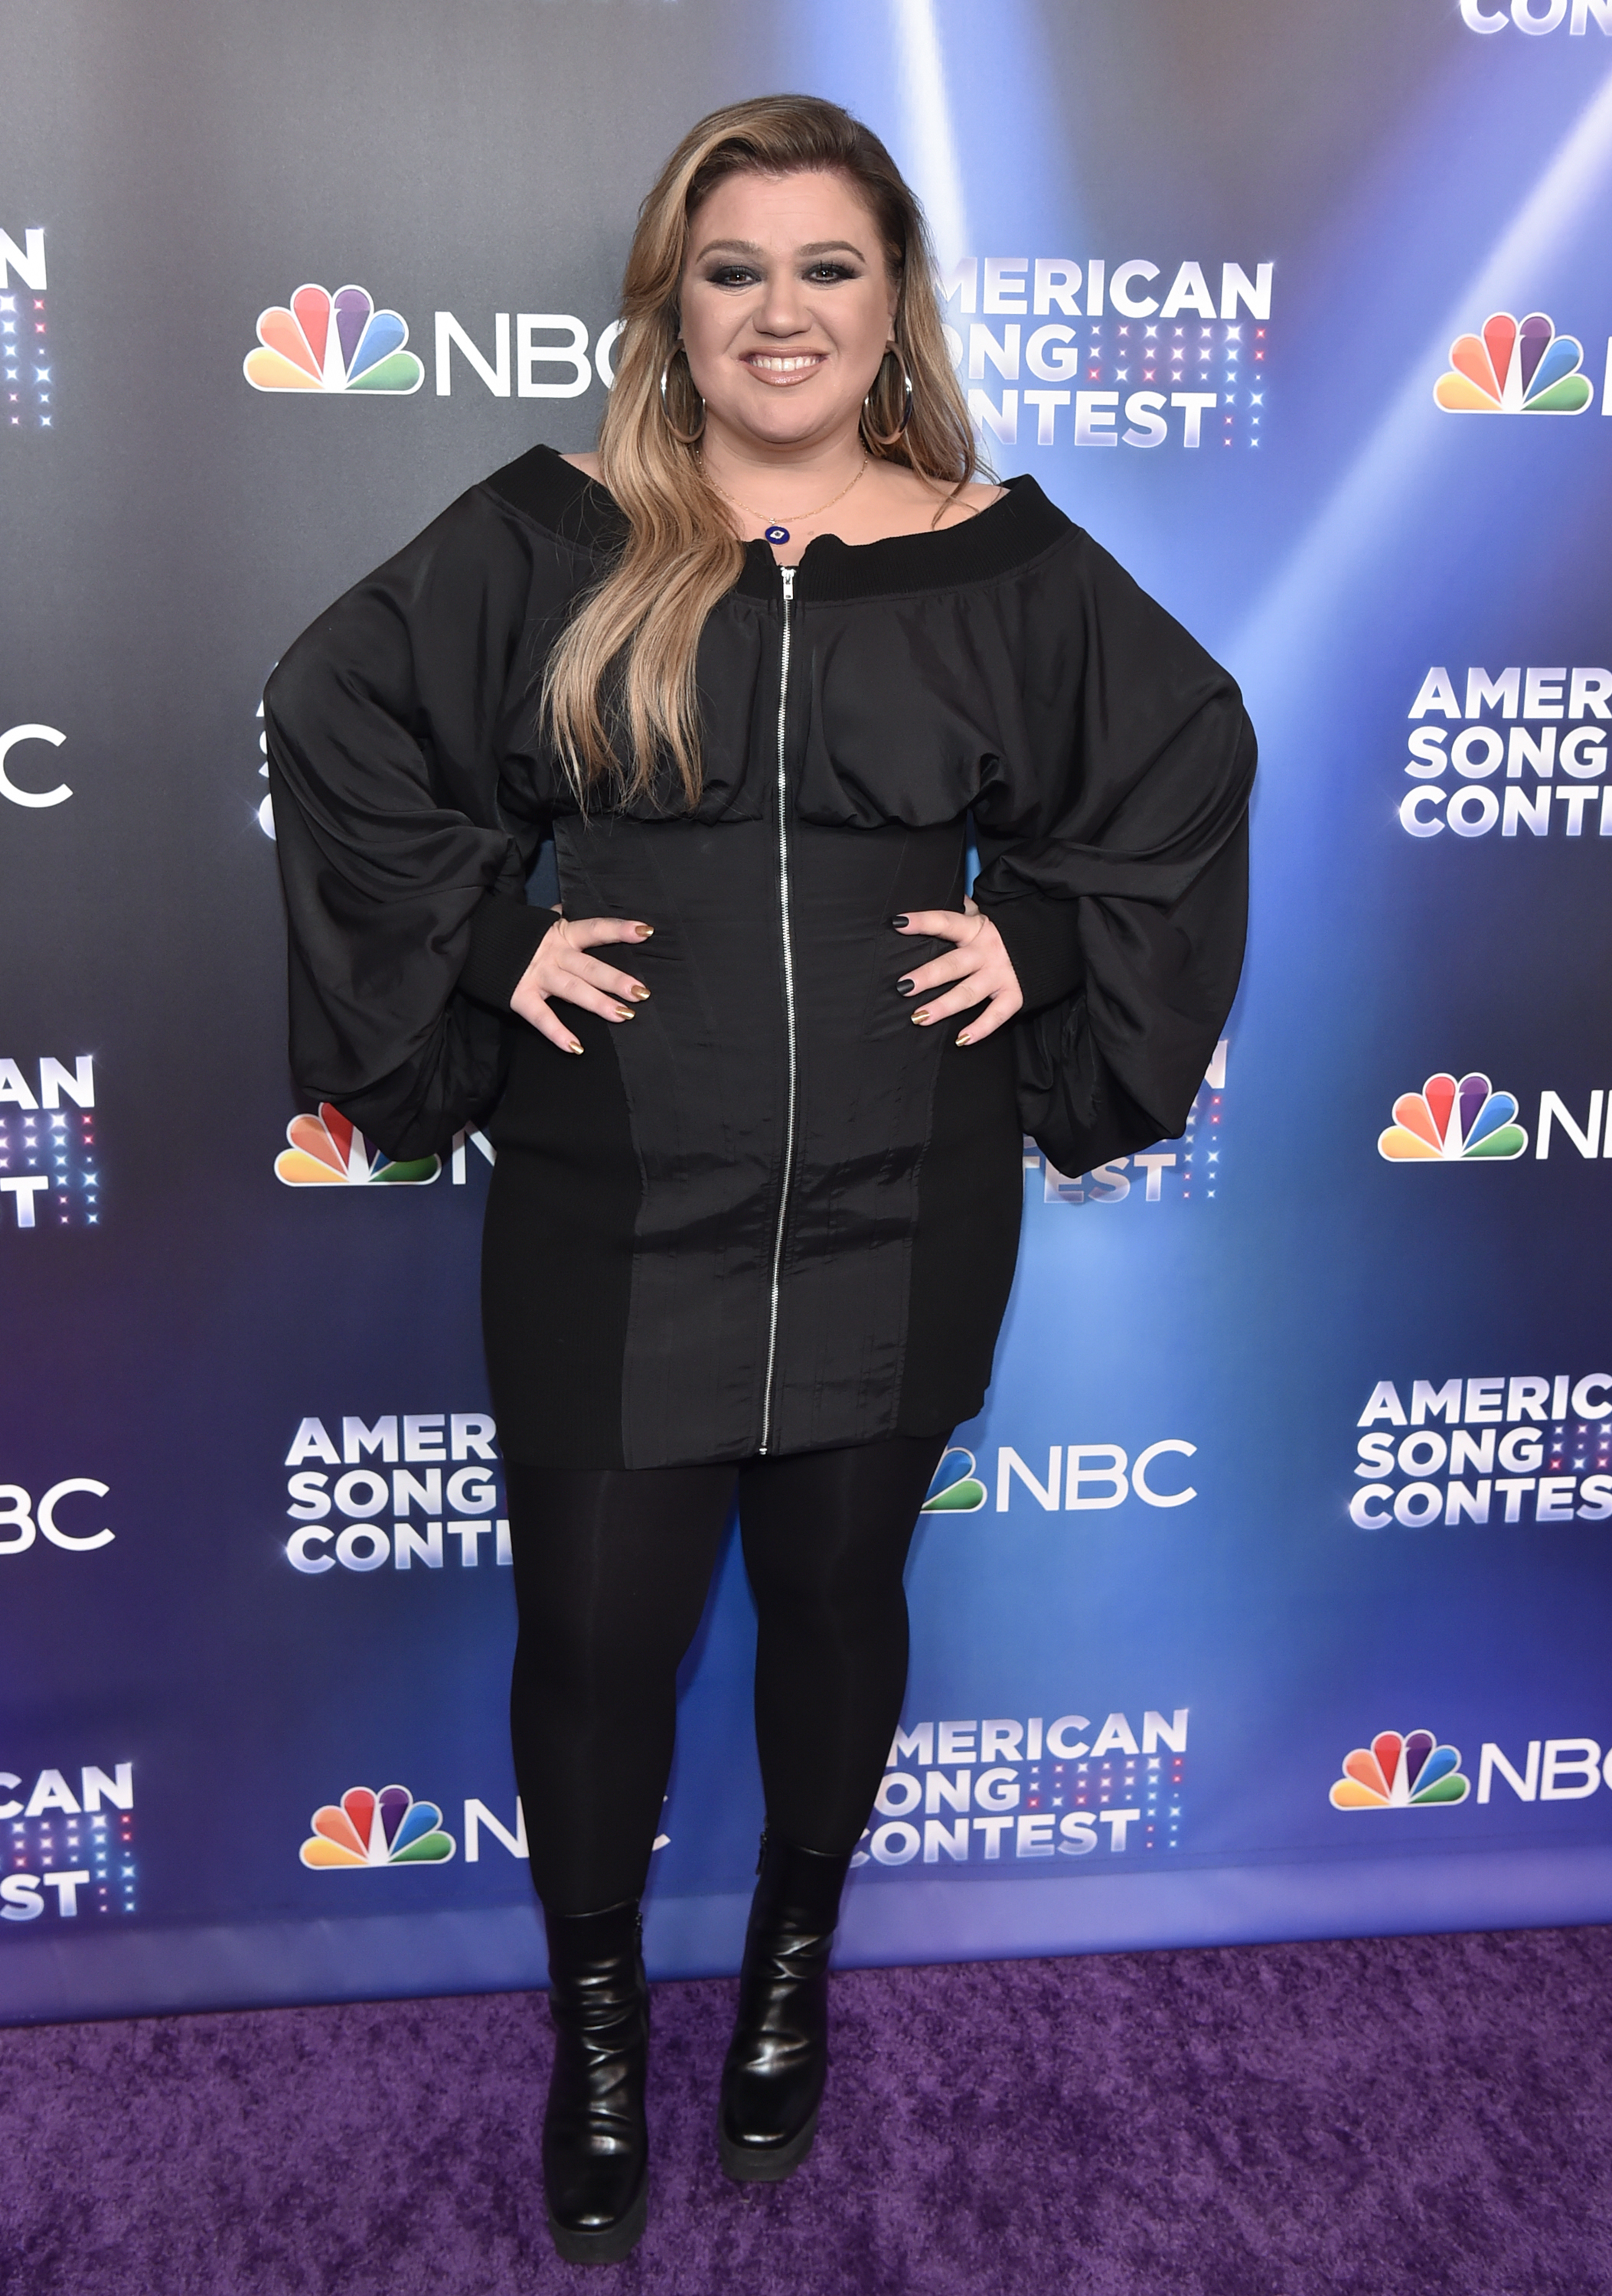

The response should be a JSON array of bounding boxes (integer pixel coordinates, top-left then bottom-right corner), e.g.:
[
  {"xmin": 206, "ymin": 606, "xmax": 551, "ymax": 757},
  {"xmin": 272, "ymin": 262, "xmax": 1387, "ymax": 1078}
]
[
  {"xmin": 456, "ymin": 895, "xmax": 560, "ymax": 1013},
  {"xmin": 976, "ymin": 892, "xmax": 1085, "ymax": 1016}
]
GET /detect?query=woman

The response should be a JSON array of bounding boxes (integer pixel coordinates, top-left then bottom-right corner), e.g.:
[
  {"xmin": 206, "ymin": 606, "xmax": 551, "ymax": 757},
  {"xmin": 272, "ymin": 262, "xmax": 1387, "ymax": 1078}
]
[{"xmin": 266, "ymin": 95, "xmax": 1254, "ymax": 2265}]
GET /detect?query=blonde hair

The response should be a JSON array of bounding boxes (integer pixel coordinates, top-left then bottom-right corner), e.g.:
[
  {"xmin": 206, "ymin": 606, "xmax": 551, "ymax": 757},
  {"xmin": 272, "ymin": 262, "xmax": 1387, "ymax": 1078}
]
[{"xmin": 543, "ymin": 93, "xmax": 980, "ymax": 807}]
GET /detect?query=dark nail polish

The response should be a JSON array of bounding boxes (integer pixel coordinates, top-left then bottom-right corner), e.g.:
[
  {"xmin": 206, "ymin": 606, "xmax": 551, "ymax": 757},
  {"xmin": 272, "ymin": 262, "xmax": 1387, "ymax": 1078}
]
[
  {"xmin": 892, "ymin": 915, "xmax": 909, "ymax": 929},
  {"xmin": 896, "ymin": 977, "xmax": 915, "ymax": 996}
]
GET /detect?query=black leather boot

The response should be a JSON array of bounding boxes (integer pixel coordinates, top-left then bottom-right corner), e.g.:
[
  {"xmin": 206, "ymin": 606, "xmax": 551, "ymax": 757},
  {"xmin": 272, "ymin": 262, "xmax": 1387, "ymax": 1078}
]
[
  {"xmin": 718, "ymin": 1833, "xmax": 852, "ymax": 2183},
  {"xmin": 541, "ymin": 1900, "xmax": 650, "ymax": 2264}
]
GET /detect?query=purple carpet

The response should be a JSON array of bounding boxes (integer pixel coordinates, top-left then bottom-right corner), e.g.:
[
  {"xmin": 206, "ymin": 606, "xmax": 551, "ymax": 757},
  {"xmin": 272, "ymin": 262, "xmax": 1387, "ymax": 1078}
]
[{"xmin": 3, "ymin": 1926, "xmax": 1609, "ymax": 2294}]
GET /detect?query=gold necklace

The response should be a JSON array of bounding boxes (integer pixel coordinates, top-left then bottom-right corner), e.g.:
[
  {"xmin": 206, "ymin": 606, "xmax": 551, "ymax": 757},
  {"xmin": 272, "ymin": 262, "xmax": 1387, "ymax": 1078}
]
[{"xmin": 705, "ymin": 455, "xmax": 869, "ymax": 545}]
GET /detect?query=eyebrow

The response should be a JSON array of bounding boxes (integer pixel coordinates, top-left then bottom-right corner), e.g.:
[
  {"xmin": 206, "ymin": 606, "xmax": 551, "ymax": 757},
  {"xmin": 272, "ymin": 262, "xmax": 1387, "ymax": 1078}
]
[{"xmin": 693, "ymin": 238, "xmax": 869, "ymax": 263}]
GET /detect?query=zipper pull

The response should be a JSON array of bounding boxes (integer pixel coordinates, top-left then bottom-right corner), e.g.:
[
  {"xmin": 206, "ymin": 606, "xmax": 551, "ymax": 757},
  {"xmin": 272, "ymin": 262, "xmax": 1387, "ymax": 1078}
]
[{"xmin": 780, "ymin": 566, "xmax": 795, "ymax": 603}]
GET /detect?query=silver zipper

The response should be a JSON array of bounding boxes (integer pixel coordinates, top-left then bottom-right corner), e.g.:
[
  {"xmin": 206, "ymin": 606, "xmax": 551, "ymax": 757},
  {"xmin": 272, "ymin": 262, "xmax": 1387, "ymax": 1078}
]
[{"xmin": 757, "ymin": 564, "xmax": 798, "ymax": 1455}]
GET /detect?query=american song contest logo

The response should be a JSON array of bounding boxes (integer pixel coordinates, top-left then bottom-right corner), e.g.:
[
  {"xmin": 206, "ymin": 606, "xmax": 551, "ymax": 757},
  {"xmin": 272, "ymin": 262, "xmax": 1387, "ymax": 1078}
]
[
  {"xmin": 1379, "ymin": 1073, "xmax": 1528, "ymax": 1162},
  {"xmin": 1348, "ymin": 1369, "xmax": 1612, "ymax": 1532},
  {"xmin": 1397, "ymin": 662, "xmax": 1610, "ymax": 843},
  {"xmin": 1329, "ymin": 1730, "xmax": 1470, "ymax": 1809},
  {"xmin": 300, "ymin": 1784, "xmax": 455, "ymax": 1867},
  {"xmin": 244, "ymin": 283, "xmax": 425, "ymax": 394},
  {"xmin": 276, "ymin": 1104, "xmax": 441, "ymax": 1187},
  {"xmin": 1435, "ymin": 312, "xmax": 1593, "ymax": 416},
  {"xmin": 1, "ymin": 1054, "xmax": 100, "ymax": 1229},
  {"xmin": 2, "ymin": 221, "xmax": 51, "ymax": 431},
  {"xmin": 0, "ymin": 1762, "xmax": 135, "ymax": 1923},
  {"xmin": 1459, "ymin": 0, "xmax": 1612, "ymax": 35},
  {"xmin": 866, "ymin": 1707, "xmax": 1189, "ymax": 1868}
]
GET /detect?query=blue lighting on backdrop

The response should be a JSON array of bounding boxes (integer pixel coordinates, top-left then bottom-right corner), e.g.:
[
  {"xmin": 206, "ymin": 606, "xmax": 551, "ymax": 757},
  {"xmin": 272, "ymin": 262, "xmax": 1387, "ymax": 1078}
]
[{"xmin": 5, "ymin": 0, "xmax": 1612, "ymax": 2023}]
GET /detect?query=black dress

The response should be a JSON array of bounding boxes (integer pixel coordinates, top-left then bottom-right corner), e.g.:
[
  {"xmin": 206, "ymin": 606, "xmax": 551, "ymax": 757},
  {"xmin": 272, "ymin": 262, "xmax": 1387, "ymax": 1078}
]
[{"xmin": 266, "ymin": 447, "xmax": 1254, "ymax": 1469}]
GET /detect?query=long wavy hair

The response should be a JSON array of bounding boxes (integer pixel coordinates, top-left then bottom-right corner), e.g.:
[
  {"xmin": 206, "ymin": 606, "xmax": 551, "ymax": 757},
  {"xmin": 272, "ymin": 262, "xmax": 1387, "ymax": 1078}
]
[{"xmin": 543, "ymin": 94, "xmax": 980, "ymax": 807}]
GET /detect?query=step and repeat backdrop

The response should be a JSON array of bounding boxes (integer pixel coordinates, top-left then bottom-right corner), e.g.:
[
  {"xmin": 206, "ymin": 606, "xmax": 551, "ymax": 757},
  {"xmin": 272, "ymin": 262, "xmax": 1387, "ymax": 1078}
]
[{"xmin": 4, "ymin": 0, "xmax": 1612, "ymax": 2022}]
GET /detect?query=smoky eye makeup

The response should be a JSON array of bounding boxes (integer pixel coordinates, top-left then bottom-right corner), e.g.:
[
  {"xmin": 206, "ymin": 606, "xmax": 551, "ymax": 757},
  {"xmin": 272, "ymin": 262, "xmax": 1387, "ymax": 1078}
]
[
  {"xmin": 699, "ymin": 266, "xmax": 860, "ymax": 289},
  {"xmin": 693, "ymin": 249, "xmax": 867, "ymax": 290}
]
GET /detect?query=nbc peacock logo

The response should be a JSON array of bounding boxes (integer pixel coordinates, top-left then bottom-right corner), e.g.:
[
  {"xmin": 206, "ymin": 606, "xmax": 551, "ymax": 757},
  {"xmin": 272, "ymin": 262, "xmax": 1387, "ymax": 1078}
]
[
  {"xmin": 244, "ymin": 282, "xmax": 424, "ymax": 394},
  {"xmin": 1434, "ymin": 311, "xmax": 1593, "ymax": 415},
  {"xmin": 276, "ymin": 1104, "xmax": 441, "ymax": 1187},
  {"xmin": 1378, "ymin": 1072, "xmax": 1528, "ymax": 1162},
  {"xmin": 921, "ymin": 1446, "xmax": 988, "ymax": 1512},
  {"xmin": 300, "ymin": 1784, "xmax": 455, "ymax": 1867},
  {"xmin": 1330, "ymin": 1730, "xmax": 1470, "ymax": 1810}
]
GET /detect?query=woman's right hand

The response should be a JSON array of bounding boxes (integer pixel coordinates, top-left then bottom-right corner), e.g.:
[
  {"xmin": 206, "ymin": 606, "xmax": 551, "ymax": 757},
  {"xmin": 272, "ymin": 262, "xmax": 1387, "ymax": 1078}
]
[{"xmin": 510, "ymin": 915, "xmax": 653, "ymax": 1055}]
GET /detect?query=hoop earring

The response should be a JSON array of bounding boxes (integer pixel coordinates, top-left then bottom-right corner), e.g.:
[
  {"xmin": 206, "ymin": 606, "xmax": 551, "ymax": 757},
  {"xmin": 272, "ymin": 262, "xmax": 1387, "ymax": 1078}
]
[
  {"xmin": 861, "ymin": 348, "xmax": 913, "ymax": 448},
  {"xmin": 659, "ymin": 350, "xmax": 706, "ymax": 446}
]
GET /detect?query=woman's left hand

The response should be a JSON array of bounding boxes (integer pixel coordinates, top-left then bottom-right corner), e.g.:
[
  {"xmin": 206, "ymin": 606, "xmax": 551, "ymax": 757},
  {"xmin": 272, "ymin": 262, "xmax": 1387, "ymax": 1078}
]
[{"xmin": 894, "ymin": 898, "xmax": 1023, "ymax": 1045}]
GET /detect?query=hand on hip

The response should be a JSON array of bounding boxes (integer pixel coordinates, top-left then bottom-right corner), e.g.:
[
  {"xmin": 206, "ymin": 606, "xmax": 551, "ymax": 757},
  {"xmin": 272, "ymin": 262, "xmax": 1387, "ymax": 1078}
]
[
  {"xmin": 894, "ymin": 900, "xmax": 1022, "ymax": 1045},
  {"xmin": 511, "ymin": 915, "xmax": 654, "ymax": 1055}
]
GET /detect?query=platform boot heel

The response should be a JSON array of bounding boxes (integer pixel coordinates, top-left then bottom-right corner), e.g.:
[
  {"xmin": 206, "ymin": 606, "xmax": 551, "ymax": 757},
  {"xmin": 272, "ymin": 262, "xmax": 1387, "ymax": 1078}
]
[
  {"xmin": 718, "ymin": 1832, "xmax": 853, "ymax": 2183},
  {"xmin": 541, "ymin": 1900, "xmax": 650, "ymax": 2263}
]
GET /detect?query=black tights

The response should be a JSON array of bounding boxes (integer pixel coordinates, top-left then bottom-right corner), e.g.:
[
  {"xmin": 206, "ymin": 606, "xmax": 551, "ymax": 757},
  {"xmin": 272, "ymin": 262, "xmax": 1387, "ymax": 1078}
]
[{"xmin": 505, "ymin": 1434, "xmax": 946, "ymax": 1915}]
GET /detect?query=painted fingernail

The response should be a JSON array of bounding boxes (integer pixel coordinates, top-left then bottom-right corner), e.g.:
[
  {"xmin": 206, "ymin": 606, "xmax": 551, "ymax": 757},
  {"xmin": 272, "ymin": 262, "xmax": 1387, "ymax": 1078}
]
[
  {"xmin": 912, "ymin": 1009, "xmax": 931, "ymax": 1026},
  {"xmin": 956, "ymin": 1032, "xmax": 972, "ymax": 1046},
  {"xmin": 635, "ymin": 925, "xmax": 654, "ymax": 938},
  {"xmin": 630, "ymin": 986, "xmax": 651, "ymax": 1001},
  {"xmin": 566, "ymin": 1039, "xmax": 583, "ymax": 1055},
  {"xmin": 896, "ymin": 977, "xmax": 915, "ymax": 995},
  {"xmin": 613, "ymin": 1006, "xmax": 635, "ymax": 1021},
  {"xmin": 892, "ymin": 915, "xmax": 910, "ymax": 929}
]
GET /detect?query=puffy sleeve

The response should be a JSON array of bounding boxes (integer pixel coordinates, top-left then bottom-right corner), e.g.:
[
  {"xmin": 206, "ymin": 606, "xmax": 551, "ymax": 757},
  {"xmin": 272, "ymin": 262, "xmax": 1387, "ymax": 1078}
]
[
  {"xmin": 264, "ymin": 483, "xmax": 572, "ymax": 1161},
  {"xmin": 971, "ymin": 528, "xmax": 1255, "ymax": 1176}
]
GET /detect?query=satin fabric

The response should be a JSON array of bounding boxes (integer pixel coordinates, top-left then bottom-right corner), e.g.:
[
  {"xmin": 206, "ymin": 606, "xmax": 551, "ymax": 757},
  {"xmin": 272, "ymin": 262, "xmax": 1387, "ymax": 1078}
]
[{"xmin": 266, "ymin": 447, "xmax": 1254, "ymax": 1466}]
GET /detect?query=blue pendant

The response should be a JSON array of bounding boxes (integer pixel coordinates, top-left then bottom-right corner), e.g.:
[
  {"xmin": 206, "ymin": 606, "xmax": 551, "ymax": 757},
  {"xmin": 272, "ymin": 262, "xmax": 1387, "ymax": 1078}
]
[{"xmin": 764, "ymin": 523, "xmax": 790, "ymax": 545}]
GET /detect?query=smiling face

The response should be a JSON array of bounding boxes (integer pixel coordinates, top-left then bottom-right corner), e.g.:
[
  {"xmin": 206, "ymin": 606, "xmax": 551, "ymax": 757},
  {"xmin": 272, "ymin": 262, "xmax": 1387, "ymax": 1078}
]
[{"xmin": 677, "ymin": 168, "xmax": 900, "ymax": 459}]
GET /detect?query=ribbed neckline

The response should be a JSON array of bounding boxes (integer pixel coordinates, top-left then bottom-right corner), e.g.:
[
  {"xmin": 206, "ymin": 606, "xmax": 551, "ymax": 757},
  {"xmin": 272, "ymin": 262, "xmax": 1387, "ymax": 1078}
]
[{"xmin": 485, "ymin": 444, "xmax": 1074, "ymax": 603}]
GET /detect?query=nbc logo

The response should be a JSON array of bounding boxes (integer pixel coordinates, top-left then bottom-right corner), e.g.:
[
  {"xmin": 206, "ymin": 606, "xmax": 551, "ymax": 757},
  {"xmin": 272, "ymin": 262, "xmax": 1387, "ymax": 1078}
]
[
  {"xmin": 1379, "ymin": 1073, "xmax": 1527, "ymax": 1161},
  {"xmin": 244, "ymin": 283, "xmax": 424, "ymax": 394},
  {"xmin": 276, "ymin": 1104, "xmax": 440, "ymax": 1187},
  {"xmin": 1330, "ymin": 1730, "xmax": 1470, "ymax": 1808},
  {"xmin": 922, "ymin": 1447, "xmax": 988, "ymax": 1512},
  {"xmin": 1435, "ymin": 311, "xmax": 1594, "ymax": 416},
  {"xmin": 0, "ymin": 722, "xmax": 68, "ymax": 810},
  {"xmin": 300, "ymin": 1784, "xmax": 455, "ymax": 1867}
]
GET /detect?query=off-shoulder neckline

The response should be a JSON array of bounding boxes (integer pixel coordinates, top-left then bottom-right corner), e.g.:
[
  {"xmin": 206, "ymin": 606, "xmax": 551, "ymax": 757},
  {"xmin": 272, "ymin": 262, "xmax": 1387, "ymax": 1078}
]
[
  {"xmin": 559, "ymin": 450, "xmax": 1010, "ymax": 554},
  {"xmin": 482, "ymin": 445, "xmax": 1075, "ymax": 604}
]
